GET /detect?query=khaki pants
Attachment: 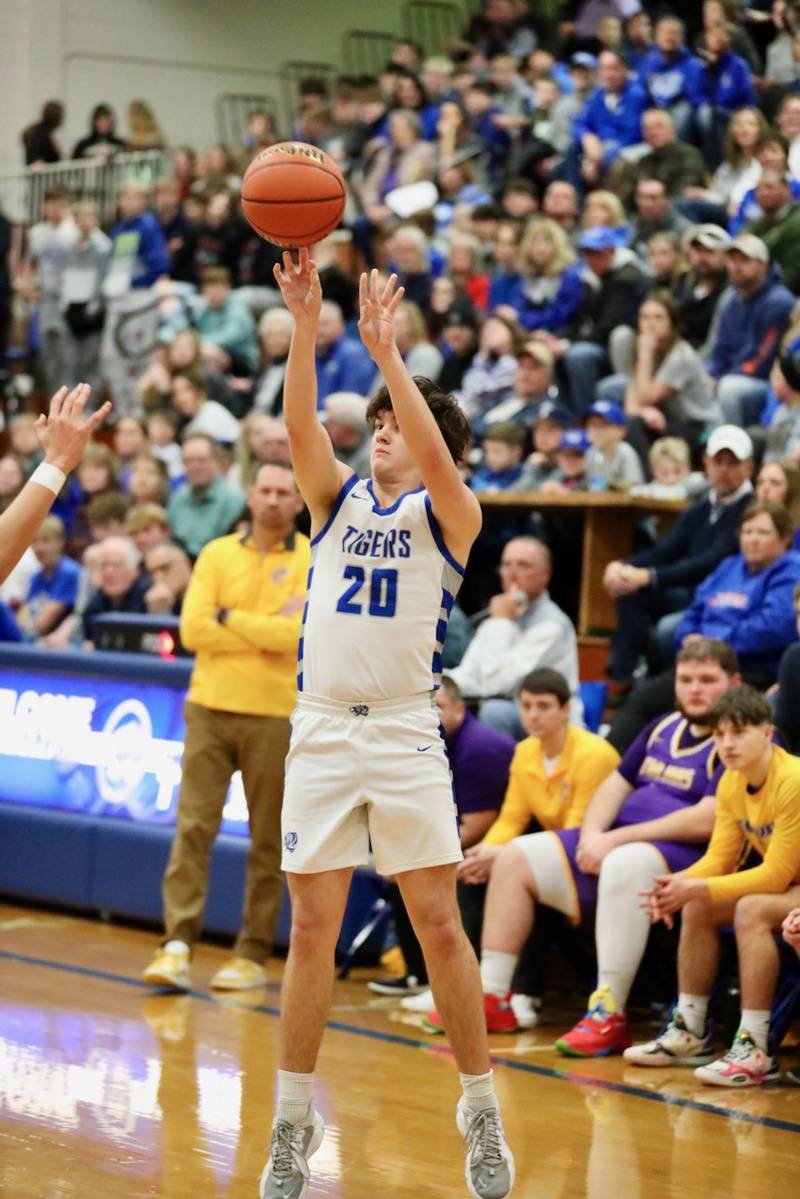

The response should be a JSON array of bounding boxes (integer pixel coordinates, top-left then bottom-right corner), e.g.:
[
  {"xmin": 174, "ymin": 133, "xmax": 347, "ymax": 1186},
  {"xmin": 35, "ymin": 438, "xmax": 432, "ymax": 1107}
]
[{"xmin": 162, "ymin": 700, "xmax": 290, "ymax": 962}]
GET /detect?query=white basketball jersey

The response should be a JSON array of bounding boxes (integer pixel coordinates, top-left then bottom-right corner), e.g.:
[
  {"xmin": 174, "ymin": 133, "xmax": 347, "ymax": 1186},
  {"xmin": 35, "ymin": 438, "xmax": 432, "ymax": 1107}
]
[{"xmin": 298, "ymin": 476, "xmax": 465, "ymax": 702}]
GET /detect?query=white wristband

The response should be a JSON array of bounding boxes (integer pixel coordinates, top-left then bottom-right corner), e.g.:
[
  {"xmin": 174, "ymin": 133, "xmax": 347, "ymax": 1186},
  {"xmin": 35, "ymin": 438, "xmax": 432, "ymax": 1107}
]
[{"xmin": 30, "ymin": 462, "xmax": 66, "ymax": 496}]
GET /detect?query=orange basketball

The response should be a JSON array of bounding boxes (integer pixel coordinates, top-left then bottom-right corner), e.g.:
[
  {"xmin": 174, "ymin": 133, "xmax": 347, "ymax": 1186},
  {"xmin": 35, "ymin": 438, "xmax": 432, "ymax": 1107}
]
[{"xmin": 241, "ymin": 141, "xmax": 346, "ymax": 248}]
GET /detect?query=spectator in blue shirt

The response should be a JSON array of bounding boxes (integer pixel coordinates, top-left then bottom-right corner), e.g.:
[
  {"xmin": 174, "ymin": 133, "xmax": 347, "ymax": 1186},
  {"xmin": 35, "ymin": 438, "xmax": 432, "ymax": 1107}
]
[
  {"xmin": 469, "ymin": 422, "xmax": 535, "ymax": 494},
  {"xmin": 488, "ymin": 220, "xmax": 523, "ymax": 312},
  {"xmin": 696, "ymin": 23, "xmax": 758, "ymax": 168},
  {"xmin": 463, "ymin": 80, "xmax": 512, "ymax": 185},
  {"xmin": 637, "ymin": 16, "xmax": 705, "ymax": 142},
  {"xmin": 569, "ymin": 50, "xmax": 647, "ymax": 192},
  {"xmin": 705, "ymin": 234, "xmax": 796, "ymax": 427},
  {"xmin": 504, "ymin": 217, "xmax": 585, "ymax": 337},
  {"xmin": 107, "ymin": 180, "xmax": 170, "ymax": 290},
  {"xmin": 17, "ymin": 514, "xmax": 81, "ymax": 640},
  {"xmin": 102, "ymin": 180, "xmax": 170, "ymax": 416},
  {"xmin": 673, "ymin": 500, "xmax": 800, "ymax": 682}
]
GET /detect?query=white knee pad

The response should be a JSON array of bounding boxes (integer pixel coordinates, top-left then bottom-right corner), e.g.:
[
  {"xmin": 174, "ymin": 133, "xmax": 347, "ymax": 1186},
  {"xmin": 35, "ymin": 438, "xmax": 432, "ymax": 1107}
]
[
  {"xmin": 512, "ymin": 832, "xmax": 578, "ymax": 921},
  {"xmin": 598, "ymin": 842, "xmax": 666, "ymax": 904}
]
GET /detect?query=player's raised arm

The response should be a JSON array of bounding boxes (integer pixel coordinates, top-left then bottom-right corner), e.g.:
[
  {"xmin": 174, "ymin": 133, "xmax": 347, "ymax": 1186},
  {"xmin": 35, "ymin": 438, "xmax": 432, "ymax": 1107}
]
[
  {"xmin": 273, "ymin": 249, "xmax": 352, "ymax": 524},
  {"xmin": 358, "ymin": 270, "xmax": 481, "ymax": 558},
  {"xmin": 0, "ymin": 383, "xmax": 111, "ymax": 583}
]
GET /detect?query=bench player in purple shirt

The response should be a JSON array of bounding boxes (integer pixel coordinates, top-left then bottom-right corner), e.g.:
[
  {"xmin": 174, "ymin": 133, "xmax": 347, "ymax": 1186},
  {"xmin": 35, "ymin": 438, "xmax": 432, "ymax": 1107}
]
[{"xmin": 471, "ymin": 639, "xmax": 741, "ymax": 1041}]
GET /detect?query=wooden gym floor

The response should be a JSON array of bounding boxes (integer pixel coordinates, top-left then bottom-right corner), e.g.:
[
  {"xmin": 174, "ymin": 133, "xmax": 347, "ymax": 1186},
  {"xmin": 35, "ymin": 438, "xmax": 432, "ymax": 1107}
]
[{"xmin": 1, "ymin": 900, "xmax": 799, "ymax": 1199}]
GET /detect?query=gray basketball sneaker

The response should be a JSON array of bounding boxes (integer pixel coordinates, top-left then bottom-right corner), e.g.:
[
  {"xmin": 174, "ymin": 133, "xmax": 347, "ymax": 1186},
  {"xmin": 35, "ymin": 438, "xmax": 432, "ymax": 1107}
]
[
  {"xmin": 456, "ymin": 1098, "xmax": 515, "ymax": 1198},
  {"xmin": 259, "ymin": 1108, "xmax": 325, "ymax": 1199}
]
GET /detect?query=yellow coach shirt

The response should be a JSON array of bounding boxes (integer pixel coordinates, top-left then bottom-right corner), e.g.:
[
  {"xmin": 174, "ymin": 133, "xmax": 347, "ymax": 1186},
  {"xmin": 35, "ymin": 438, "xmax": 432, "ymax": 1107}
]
[
  {"xmin": 180, "ymin": 529, "xmax": 310, "ymax": 718},
  {"xmin": 483, "ymin": 725, "xmax": 621, "ymax": 844},
  {"xmin": 686, "ymin": 745, "xmax": 800, "ymax": 902}
]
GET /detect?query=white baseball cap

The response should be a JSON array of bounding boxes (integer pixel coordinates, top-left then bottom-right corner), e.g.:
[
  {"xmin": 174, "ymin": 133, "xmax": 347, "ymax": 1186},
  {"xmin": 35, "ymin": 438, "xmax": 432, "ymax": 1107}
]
[{"xmin": 706, "ymin": 425, "xmax": 754, "ymax": 461}]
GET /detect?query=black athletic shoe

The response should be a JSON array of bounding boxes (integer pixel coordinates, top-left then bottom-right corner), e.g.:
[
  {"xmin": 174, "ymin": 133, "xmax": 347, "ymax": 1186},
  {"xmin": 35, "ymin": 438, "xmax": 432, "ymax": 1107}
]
[
  {"xmin": 785, "ymin": 1066, "xmax": 800, "ymax": 1086},
  {"xmin": 366, "ymin": 974, "xmax": 427, "ymax": 996}
]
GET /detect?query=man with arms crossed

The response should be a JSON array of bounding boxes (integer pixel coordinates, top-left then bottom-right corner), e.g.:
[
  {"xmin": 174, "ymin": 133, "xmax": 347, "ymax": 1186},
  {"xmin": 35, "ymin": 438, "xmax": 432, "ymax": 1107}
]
[
  {"xmin": 262, "ymin": 250, "xmax": 514, "ymax": 1199},
  {"xmin": 627, "ymin": 685, "xmax": 800, "ymax": 1087}
]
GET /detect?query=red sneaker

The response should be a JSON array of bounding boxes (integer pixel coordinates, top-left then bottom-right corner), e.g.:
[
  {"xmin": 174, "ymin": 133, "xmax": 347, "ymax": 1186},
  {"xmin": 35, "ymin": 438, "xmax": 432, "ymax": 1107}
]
[
  {"xmin": 555, "ymin": 986, "xmax": 632, "ymax": 1057},
  {"xmin": 484, "ymin": 991, "xmax": 519, "ymax": 1034},
  {"xmin": 422, "ymin": 992, "xmax": 519, "ymax": 1035}
]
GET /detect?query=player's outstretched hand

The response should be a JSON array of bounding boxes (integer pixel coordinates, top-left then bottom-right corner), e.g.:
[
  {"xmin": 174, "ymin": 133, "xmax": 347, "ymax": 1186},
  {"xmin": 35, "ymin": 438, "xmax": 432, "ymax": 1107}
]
[
  {"xmin": 273, "ymin": 247, "xmax": 321, "ymax": 326},
  {"xmin": 35, "ymin": 384, "xmax": 112, "ymax": 474},
  {"xmin": 358, "ymin": 269, "xmax": 404, "ymax": 363}
]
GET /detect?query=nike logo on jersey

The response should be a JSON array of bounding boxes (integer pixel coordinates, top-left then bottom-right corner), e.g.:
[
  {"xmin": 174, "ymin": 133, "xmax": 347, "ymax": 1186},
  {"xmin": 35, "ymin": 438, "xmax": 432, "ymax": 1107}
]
[
  {"xmin": 416, "ymin": 745, "xmax": 433, "ymax": 752},
  {"xmin": 351, "ymin": 492, "xmax": 369, "ymax": 502}
]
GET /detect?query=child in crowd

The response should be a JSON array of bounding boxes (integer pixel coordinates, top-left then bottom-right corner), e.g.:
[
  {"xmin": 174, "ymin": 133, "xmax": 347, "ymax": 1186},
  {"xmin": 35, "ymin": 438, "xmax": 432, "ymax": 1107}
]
[
  {"xmin": 631, "ymin": 436, "xmax": 705, "ymax": 499},
  {"xmin": 8, "ymin": 414, "xmax": 43, "ymax": 477},
  {"xmin": 526, "ymin": 401, "xmax": 572, "ymax": 488},
  {"xmin": 124, "ymin": 503, "xmax": 172, "ymax": 556},
  {"xmin": 86, "ymin": 493, "xmax": 130, "ymax": 543},
  {"xmin": 146, "ymin": 409, "xmax": 184, "ymax": 479},
  {"xmin": 544, "ymin": 429, "xmax": 590, "ymax": 492},
  {"xmin": 16, "ymin": 515, "xmax": 81, "ymax": 641},
  {"xmin": 469, "ymin": 423, "xmax": 534, "ymax": 493},
  {"xmin": 584, "ymin": 400, "xmax": 645, "ymax": 490}
]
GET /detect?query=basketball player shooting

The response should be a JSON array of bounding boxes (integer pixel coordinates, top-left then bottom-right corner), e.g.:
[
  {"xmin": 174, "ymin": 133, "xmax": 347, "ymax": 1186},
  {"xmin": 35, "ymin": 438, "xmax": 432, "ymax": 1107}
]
[{"xmin": 261, "ymin": 248, "xmax": 515, "ymax": 1199}]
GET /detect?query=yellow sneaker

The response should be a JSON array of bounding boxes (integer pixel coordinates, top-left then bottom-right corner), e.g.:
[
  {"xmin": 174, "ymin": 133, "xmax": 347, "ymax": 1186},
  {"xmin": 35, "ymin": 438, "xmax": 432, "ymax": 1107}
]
[
  {"xmin": 211, "ymin": 957, "xmax": 267, "ymax": 991},
  {"xmin": 142, "ymin": 942, "xmax": 191, "ymax": 991}
]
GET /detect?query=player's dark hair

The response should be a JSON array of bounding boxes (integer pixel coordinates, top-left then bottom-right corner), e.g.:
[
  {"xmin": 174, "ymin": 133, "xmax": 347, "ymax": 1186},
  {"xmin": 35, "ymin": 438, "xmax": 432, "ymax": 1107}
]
[
  {"xmin": 738, "ymin": 499, "xmax": 793, "ymax": 542},
  {"xmin": 366, "ymin": 377, "xmax": 471, "ymax": 464},
  {"xmin": 675, "ymin": 637, "xmax": 739, "ymax": 675},
  {"xmin": 438, "ymin": 675, "xmax": 463, "ymax": 701},
  {"xmin": 706, "ymin": 684, "xmax": 773, "ymax": 730},
  {"xmin": 518, "ymin": 668, "xmax": 570, "ymax": 707}
]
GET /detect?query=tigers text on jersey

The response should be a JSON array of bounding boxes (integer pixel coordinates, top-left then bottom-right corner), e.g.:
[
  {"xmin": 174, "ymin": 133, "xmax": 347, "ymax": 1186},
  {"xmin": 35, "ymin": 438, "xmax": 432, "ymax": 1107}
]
[{"xmin": 298, "ymin": 475, "xmax": 465, "ymax": 702}]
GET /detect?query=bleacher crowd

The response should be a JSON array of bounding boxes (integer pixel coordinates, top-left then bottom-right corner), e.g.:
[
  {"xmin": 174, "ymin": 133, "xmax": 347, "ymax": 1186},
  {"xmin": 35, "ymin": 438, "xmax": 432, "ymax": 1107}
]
[{"xmin": 2, "ymin": 0, "xmax": 800, "ymax": 1087}]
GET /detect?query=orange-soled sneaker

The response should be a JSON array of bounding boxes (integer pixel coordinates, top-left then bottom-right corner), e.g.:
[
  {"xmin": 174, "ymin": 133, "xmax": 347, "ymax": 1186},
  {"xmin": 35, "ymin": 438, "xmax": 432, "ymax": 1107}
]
[
  {"xmin": 422, "ymin": 992, "xmax": 519, "ymax": 1035},
  {"xmin": 555, "ymin": 985, "xmax": 632, "ymax": 1057}
]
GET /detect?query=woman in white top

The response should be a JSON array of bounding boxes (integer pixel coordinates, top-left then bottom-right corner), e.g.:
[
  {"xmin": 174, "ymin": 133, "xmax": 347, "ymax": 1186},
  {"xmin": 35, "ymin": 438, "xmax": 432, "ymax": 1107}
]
[{"xmin": 683, "ymin": 106, "xmax": 770, "ymax": 220}]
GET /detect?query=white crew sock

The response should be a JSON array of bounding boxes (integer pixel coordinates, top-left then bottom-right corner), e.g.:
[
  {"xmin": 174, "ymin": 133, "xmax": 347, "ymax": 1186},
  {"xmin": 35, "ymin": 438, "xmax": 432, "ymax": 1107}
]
[
  {"xmin": 596, "ymin": 843, "xmax": 664, "ymax": 1011},
  {"xmin": 739, "ymin": 1009, "xmax": 771, "ymax": 1052},
  {"xmin": 460, "ymin": 1069, "xmax": 498, "ymax": 1114},
  {"xmin": 163, "ymin": 939, "xmax": 190, "ymax": 955},
  {"xmin": 480, "ymin": 949, "xmax": 518, "ymax": 997},
  {"xmin": 276, "ymin": 1070, "xmax": 314, "ymax": 1125},
  {"xmin": 677, "ymin": 993, "xmax": 709, "ymax": 1037}
]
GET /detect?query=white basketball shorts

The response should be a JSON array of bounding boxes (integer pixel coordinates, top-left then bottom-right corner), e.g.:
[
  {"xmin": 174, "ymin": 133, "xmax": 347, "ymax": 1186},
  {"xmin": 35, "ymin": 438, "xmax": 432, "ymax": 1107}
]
[{"xmin": 281, "ymin": 693, "xmax": 463, "ymax": 875}]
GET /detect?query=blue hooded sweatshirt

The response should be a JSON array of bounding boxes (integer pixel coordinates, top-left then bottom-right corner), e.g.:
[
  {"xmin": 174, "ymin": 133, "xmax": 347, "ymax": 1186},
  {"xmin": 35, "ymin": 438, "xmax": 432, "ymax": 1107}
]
[
  {"xmin": 108, "ymin": 212, "xmax": 170, "ymax": 288},
  {"xmin": 572, "ymin": 80, "xmax": 648, "ymax": 164},
  {"xmin": 495, "ymin": 265, "xmax": 585, "ymax": 335},
  {"xmin": 705, "ymin": 264, "xmax": 795, "ymax": 381},
  {"xmin": 699, "ymin": 50, "xmax": 756, "ymax": 111},
  {"xmin": 675, "ymin": 549, "xmax": 800, "ymax": 677},
  {"xmin": 638, "ymin": 45, "xmax": 705, "ymax": 108}
]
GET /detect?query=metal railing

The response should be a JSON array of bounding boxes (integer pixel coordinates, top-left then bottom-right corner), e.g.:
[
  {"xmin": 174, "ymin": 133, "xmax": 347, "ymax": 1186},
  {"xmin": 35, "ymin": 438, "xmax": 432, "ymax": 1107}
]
[
  {"xmin": 214, "ymin": 94, "xmax": 280, "ymax": 150},
  {"xmin": 279, "ymin": 59, "xmax": 338, "ymax": 128},
  {"xmin": 342, "ymin": 29, "xmax": 397, "ymax": 75},
  {"xmin": 403, "ymin": 1, "xmax": 464, "ymax": 56},
  {"xmin": 0, "ymin": 151, "xmax": 171, "ymax": 227}
]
